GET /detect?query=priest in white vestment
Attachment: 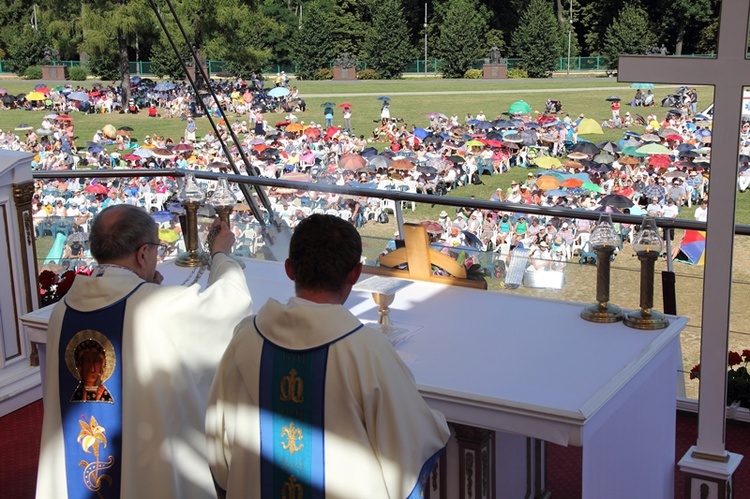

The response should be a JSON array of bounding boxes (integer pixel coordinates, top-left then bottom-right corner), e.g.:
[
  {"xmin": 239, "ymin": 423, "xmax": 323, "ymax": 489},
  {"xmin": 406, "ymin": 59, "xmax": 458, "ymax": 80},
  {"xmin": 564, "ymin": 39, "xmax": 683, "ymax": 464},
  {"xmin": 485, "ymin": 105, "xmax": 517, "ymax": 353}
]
[
  {"xmin": 36, "ymin": 205, "xmax": 253, "ymax": 499},
  {"xmin": 207, "ymin": 214, "xmax": 450, "ymax": 499}
]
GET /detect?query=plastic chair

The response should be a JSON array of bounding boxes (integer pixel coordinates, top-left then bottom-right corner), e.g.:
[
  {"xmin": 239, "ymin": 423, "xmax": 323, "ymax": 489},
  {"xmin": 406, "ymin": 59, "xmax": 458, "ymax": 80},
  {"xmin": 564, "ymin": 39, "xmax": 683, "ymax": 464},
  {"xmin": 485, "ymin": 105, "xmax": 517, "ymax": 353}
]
[{"xmin": 476, "ymin": 158, "xmax": 494, "ymax": 176}]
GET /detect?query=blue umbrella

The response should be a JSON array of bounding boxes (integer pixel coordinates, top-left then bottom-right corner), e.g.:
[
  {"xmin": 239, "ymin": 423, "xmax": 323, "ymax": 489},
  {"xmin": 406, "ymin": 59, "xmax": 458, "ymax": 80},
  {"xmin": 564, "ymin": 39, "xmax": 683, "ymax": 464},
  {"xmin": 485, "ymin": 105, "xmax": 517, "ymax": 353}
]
[
  {"xmin": 267, "ymin": 87, "xmax": 290, "ymax": 98},
  {"xmin": 475, "ymin": 121, "xmax": 494, "ymax": 130},
  {"xmin": 151, "ymin": 210, "xmax": 175, "ymax": 224},
  {"xmin": 154, "ymin": 81, "xmax": 176, "ymax": 91},
  {"xmin": 67, "ymin": 91, "xmax": 89, "ymax": 102},
  {"xmin": 89, "ymin": 144, "xmax": 105, "ymax": 153},
  {"xmin": 376, "ymin": 96, "xmax": 390, "ymax": 102},
  {"xmin": 413, "ymin": 127, "xmax": 430, "ymax": 139},
  {"xmin": 545, "ymin": 189, "xmax": 569, "ymax": 197},
  {"xmin": 462, "ymin": 231, "xmax": 483, "ymax": 248}
]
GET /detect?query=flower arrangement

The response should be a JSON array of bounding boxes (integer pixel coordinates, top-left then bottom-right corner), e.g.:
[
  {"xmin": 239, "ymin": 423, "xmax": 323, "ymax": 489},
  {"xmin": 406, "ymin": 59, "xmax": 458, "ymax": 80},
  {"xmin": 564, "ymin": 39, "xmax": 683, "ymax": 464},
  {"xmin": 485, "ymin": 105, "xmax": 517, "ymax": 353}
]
[
  {"xmin": 38, "ymin": 269, "xmax": 80, "ymax": 306},
  {"xmin": 690, "ymin": 349, "xmax": 750, "ymax": 408}
]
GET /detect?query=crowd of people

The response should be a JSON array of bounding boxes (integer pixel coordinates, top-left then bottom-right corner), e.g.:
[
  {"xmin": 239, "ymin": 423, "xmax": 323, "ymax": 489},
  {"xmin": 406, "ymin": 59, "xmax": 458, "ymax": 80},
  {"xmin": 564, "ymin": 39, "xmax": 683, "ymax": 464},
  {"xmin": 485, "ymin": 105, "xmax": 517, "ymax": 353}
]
[{"xmin": 16, "ymin": 79, "xmax": 744, "ymax": 280}]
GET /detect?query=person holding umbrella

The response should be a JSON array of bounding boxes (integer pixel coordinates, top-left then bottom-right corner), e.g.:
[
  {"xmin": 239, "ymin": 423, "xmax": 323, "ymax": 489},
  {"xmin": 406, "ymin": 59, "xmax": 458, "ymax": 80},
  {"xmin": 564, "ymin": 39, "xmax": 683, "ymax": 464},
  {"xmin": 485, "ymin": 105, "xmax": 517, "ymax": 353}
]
[
  {"xmin": 324, "ymin": 105, "xmax": 334, "ymax": 128},
  {"xmin": 610, "ymin": 98, "xmax": 621, "ymax": 124},
  {"xmin": 380, "ymin": 98, "xmax": 390, "ymax": 125}
]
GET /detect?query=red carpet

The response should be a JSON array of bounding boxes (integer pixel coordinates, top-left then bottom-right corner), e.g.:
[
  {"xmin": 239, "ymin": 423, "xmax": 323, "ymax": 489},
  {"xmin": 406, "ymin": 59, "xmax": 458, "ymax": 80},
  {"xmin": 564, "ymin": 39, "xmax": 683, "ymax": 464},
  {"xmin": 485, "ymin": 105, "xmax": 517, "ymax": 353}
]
[{"xmin": 3, "ymin": 401, "xmax": 749, "ymax": 498}]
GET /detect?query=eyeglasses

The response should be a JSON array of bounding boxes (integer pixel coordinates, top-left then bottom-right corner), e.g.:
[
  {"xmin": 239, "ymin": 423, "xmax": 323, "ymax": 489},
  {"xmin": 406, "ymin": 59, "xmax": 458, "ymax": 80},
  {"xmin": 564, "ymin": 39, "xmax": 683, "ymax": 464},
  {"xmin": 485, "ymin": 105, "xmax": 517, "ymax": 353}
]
[{"xmin": 144, "ymin": 242, "xmax": 168, "ymax": 255}]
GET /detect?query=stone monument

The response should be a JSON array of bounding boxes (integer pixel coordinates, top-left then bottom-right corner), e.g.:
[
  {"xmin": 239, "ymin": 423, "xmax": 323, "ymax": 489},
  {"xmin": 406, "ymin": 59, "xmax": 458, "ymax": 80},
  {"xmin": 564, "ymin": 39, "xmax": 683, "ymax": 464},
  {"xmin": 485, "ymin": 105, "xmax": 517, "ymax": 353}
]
[
  {"xmin": 483, "ymin": 46, "xmax": 507, "ymax": 79},
  {"xmin": 41, "ymin": 47, "xmax": 65, "ymax": 81},
  {"xmin": 333, "ymin": 52, "xmax": 356, "ymax": 80}
]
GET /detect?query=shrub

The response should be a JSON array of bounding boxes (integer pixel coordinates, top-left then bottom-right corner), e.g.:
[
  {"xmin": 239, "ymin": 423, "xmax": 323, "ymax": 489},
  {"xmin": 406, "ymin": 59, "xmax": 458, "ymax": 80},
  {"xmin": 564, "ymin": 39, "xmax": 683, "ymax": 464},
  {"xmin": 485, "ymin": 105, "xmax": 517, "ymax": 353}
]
[
  {"xmin": 23, "ymin": 66, "xmax": 42, "ymax": 80},
  {"xmin": 67, "ymin": 66, "xmax": 88, "ymax": 81},
  {"xmin": 464, "ymin": 69, "xmax": 482, "ymax": 79},
  {"xmin": 506, "ymin": 68, "xmax": 528, "ymax": 79},
  {"xmin": 314, "ymin": 68, "xmax": 333, "ymax": 80},
  {"xmin": 357, "ymin": 69, "xmax": 379, "ymax": 80}
]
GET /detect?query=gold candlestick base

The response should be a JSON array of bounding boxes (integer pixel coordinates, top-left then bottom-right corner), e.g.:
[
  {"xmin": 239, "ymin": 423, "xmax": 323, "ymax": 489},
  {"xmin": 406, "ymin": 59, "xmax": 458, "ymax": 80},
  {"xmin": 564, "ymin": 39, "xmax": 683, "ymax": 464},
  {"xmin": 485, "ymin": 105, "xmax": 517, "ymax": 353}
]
[
  {"xmin": 175, "ymin": 249, "xmax": 207, "ymax": 267},
  {"xmin": 624, "ymin": 309, "xmax": 669, "ymax": 330},
  {"xmin": 581, "ymin": 302, "xmax": 624, "ymax": 323}
]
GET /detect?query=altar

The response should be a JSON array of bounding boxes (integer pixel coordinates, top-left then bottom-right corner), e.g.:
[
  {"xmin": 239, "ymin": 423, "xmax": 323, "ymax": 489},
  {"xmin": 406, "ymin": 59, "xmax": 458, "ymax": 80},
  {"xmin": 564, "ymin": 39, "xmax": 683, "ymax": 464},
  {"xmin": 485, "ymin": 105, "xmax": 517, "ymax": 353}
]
[{"xmin": 23, "ymin": 258, "xmax": 686, "ymax": 499}]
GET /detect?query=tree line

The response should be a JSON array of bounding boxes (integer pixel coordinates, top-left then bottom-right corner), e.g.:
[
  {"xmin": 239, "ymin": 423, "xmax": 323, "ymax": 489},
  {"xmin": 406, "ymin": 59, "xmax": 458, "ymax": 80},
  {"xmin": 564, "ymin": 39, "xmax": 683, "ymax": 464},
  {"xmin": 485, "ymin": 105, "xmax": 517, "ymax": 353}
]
[{"xmin": 1, "ymin": 0, "xmax": 718, "ymax": 83}]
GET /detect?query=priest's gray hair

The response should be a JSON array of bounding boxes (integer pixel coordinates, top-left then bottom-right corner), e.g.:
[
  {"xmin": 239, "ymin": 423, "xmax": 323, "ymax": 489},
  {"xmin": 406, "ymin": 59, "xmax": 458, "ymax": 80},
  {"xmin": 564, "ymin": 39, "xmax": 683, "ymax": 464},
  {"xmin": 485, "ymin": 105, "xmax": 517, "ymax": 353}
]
[{"xmin": 90, "ymin": 205, "xmax": 158, "ymax": 262}]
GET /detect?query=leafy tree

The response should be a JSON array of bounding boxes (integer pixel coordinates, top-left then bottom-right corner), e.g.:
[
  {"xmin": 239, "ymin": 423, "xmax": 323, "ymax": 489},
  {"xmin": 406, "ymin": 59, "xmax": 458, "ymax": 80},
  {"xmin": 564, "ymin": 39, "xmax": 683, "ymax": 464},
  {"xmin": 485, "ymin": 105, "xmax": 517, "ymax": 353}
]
[
  {"xmin": 656, "ymin": 0, "xmax": 715, "ymax": 55},
  {"xmin": 203, "ymin": 4, "xmax": 279, "ymax": 79},
  {"xmin": 361, "ymin": 0, "xmax": 414, "ymax": 78},
  {"xmin": 81, "ymin": 0, "xmax": 150, "ymax": 103},
  {"xmin": 601, "ymin": 3, "xmax": 655, "ymax": 70},
  {"xmin": 292, "ymin": 0, "xmax": 336, "ymax": 79},
  {"xmin": 434, "ymin": 0, "xmax": 490, "ymax": 78},
  {"xmin": 260, "ymin": 0, "xmax": 298, "ymax": 68},
  {"xmin": 511, "ymin": 0, "xmax": 564, "ymax": 78},
  {"xmin": 2, "ymin": 22, "xmax": 51, "ymax": 73}
]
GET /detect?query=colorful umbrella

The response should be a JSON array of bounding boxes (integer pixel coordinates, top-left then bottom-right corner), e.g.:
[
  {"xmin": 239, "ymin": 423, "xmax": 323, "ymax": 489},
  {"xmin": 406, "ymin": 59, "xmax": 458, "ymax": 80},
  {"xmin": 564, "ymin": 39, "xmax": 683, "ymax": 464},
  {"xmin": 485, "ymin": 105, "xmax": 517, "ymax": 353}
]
[
  {"xmin": 338, "ymin": 103, "xmax": 352, "ymax": 108},
  {"xmin": 636, "ymin": 143, "xmax": 671, "ymax": 155},
  {"xmin": 576, "ymin": 118, "xmax": 604, "ymax": 135},
  {"xmin": 648, "ymin": 155, "xmax": 672, "ymax": 168},
  {"xmin": 389, "ymin": 158, "xmax": 416, "ymax": 170},
  {"xmin": 508, "ymin": 100, "xmax": 531, "ymax": 115},
  {"xmin": 675, "ymin": 230, "xmax": 706, "ymax": 265},
  {"xmin": 286, "ymin": 123, "xmax": 304, "ymax": 132},
  {"xmin": 533, "ymin": 156, "xmax": 562, "ymax": 169},
  {"xmin": 303, "ymin": 127, "xmax": 321, "ymax": 139},
  {"xmin": 535, "ymin": 175, "xmax": 561, "ymax": 190},
  {"xmin": 561, "ymin": 178, "xmax": 583, "ymax": 188},
  {"xmin": 581, "ymin": 182, "xmax": 603, "ymax": 193},
  {"xmin": 339, "ymin": 154, "xmax": 367, "ymax": 170},
  {"xmin": 159, "ymin": 228, "xmax": 180, "ymax": 243},
  {"xmin": 26, "ymin": 92, "xmax": 46, "ymax": 101}
]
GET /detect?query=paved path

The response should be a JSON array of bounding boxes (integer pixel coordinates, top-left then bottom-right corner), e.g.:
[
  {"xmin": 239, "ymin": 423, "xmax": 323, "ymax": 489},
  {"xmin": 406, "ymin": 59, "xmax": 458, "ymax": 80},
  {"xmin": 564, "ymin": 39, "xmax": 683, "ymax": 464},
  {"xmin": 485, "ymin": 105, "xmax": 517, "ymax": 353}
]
[{"xmin": 301, "ymin": 84, "xmax": 690, "ymax": 99}]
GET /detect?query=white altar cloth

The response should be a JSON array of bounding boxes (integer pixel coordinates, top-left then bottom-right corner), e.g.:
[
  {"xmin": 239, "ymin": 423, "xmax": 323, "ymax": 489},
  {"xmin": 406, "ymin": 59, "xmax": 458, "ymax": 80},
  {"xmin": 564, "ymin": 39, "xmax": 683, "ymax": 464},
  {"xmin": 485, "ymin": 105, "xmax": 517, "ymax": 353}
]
[{"xmin": 25, "ymin": 258, "xmax": 686, "ymax": 499}]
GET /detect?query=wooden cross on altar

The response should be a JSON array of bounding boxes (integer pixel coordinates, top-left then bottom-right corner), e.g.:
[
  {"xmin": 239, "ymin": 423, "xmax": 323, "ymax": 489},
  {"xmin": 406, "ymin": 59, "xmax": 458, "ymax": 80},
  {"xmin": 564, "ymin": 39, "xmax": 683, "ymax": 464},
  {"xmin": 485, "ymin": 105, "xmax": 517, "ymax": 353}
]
[
  {"xmin": 365, "ymin": 223, "xmax": 487, "ymax": 289},
  {"xmin": 618, "ymin": 1, "xmax": 750, "ymax": 462}
]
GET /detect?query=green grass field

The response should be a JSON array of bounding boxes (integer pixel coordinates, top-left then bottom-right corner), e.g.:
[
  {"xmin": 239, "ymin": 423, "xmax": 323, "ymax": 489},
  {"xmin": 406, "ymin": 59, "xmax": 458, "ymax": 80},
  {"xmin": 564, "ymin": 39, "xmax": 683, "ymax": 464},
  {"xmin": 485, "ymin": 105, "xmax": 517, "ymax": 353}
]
[{"xmin": 13, "ymin": 76, "xmax": 749, "ymax": 398}]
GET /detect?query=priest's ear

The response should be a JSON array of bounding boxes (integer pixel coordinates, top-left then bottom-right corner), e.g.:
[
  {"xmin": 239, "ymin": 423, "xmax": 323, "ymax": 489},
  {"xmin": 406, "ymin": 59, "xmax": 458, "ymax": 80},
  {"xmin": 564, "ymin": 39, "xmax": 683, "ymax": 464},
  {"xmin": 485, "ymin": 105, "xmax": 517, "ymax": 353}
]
[{"xmin": 284, "ymin": 258, "xmax": 295, "ymax": 282}]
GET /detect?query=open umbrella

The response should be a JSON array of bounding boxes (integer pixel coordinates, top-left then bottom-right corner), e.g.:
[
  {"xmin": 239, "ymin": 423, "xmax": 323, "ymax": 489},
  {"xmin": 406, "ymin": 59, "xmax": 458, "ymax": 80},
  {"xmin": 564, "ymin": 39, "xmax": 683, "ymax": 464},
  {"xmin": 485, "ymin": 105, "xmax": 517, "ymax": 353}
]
[
  {"xmin": 26, "ymin": 92, "xmax": 46, "ymax": 101},
  {"xmin": 508, "ymin": 100, "xmax": 531, "ymax": 115},
  {"xmin": 376, "ymin": 96, "xmax": 390, "ymax": 102},
  {"xmin": 390, "ymin": 158, "xmax": 416, "ymax": 170},
  {"xmin": 15, "ymin": 124, "xmax": 32, "ymax": 131},
  {"xmin": 593, "ymin": 152, "xmax": 615, "ymax": 164},
  {"xmin": 338, "ymin": 102, "xmax": 352, "ymax": 108},
  {"xmin": 636, "ymin": 143, "xmax": 671, "ymax": 155},
  {"xmin": 648, "ymin": 155, "xmax": 672, "ymax": 168},
  {"xmin": 159, "ymin": 228, "xmax": 180, "ymax": 243},
  {"xmin": 2, "ymin": 94, "xmax": 15, "ymax": 105},
  {"xmin": 605, "ymin": 96, "xmax": 621, "ymax": 102},
  {"xmin": 570, "ymin": 141, "xmax": 600, "ymax": 156},
  {"xmin": 286, "ymin": 123, "xmax": 304, "ymax": 133},
  {"xmin": 426, "ymin": 112, "xmax": 447, "ymax": 120},
  {"xmin": 368, "ymin": 155, "xmax": 391, "ymax": 169},
  {"xmin": 67, "ymin": 91, "xmax": 89, "ymax": 102},
  {"xmin": 303, "ymin": 127, "xmax": 321, "ymax": 139},
  {"xmin": 133, "ymin": 148, "xmax": 154, "ymax": 158},
  {"xmin": 533, "ymin": 156, "xmax": 562, "ymax": 169},
  {"xmin": 84, "ymin": 183, "xmax": 108, "ymax": 194},
  {"xmin": 154, "ymin": 82, "xmax": 176, "ymax": 91},
  {"xmin": 320, "ymin": 102, "xmax": 336, "ymax": 108},
  {"xmin": 118, "ymin": 126, "xmax": 135, "ymax": 132},
  {"xmin": 55, "ymin": 114, "xmax": 73, "ymax": 121},
  {"xmin": 599, "ymin": 194, "xmax": 634, "ymax": 208},
  {"xmin": 267, "ymin": 87, "xmax": 290, "ymax": 98},
  {"xmin": 630, "ymin": 83, "xmax": 655, "ymax": 90},
  {"xmin": 35, "ymin": 128, "xmax": 54, "ymax": 136},
  {"xmin": 122, "ymin": 154, "xmax": 142, "ymax": 161},
  {"xmin": 561, "ymin": 178, "xmax": 584, "ymax": 188},
  {"xmin": 535, "ymin": 175, "xmax": 560, "ymax": 190},
  {"xmin": 173, "ymin": 143, "xmax": 194, "ymax": 153},
  {"xmin": 151, "ymin": 148, "xmax": 175, "ymax": 159},
  {"xmin": 581, "ymin": 182, "xmax": 603, "ymax": 193},
  {"xmin": 576, "ymin": 118, "xmax": 604, "ymax": 135},
  {"xmin": 339, "ymin": 153, "xmax": 367, "ymax": 170},
  {"xmin": 67, "ymin": 232, "xmax": 89, "ymax": 243}
]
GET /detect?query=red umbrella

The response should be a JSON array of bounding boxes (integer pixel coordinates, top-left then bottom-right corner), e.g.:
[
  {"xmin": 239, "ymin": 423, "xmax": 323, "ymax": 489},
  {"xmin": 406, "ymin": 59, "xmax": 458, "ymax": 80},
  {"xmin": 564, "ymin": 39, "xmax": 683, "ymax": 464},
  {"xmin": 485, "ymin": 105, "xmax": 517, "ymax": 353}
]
[
  {"xmin": 338, "ymin": 103, "xmax": 353, "ymax": 108},
  {"xmin": 389, "ymin": 158, "xmax": 416, "ymax": 171},
  {"xmin": 339, "ymin": 153, "xmax": 367, "ymax": 170},
  {"xmin": 55, "ymin": 114, "xmax": 73, "ymax": 121},
  {"xmin": 486, "ymin": 139, "xmax": 504, "ymax": 148},
  {"xmin": 122, "ymin": 154, "xmax": 142, "ymax": 161},
  {"xmin": 172, "ymin": 143, "xmax": 194, "ymax": 153},
  {"xmin": 664, "ymin": 134, "xmax": 683, "ymax": 143},
  {"xmin": 648, "ymin": 155, "xmax": 672, "ymax": 168},
  {"xmin": 303, "ymin": 127, "xmax": 321, "ymax": 139},
  {"xmin": 561, "ymin": 178, "xmax": 583, "ymax": 188},
  {"xmin": 324, "ymin": 126, "xmax": 342, "ymax": 140},
  {"xmin": 84, "ymin": 183, "xmax": 108, "ymax": 194}
]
